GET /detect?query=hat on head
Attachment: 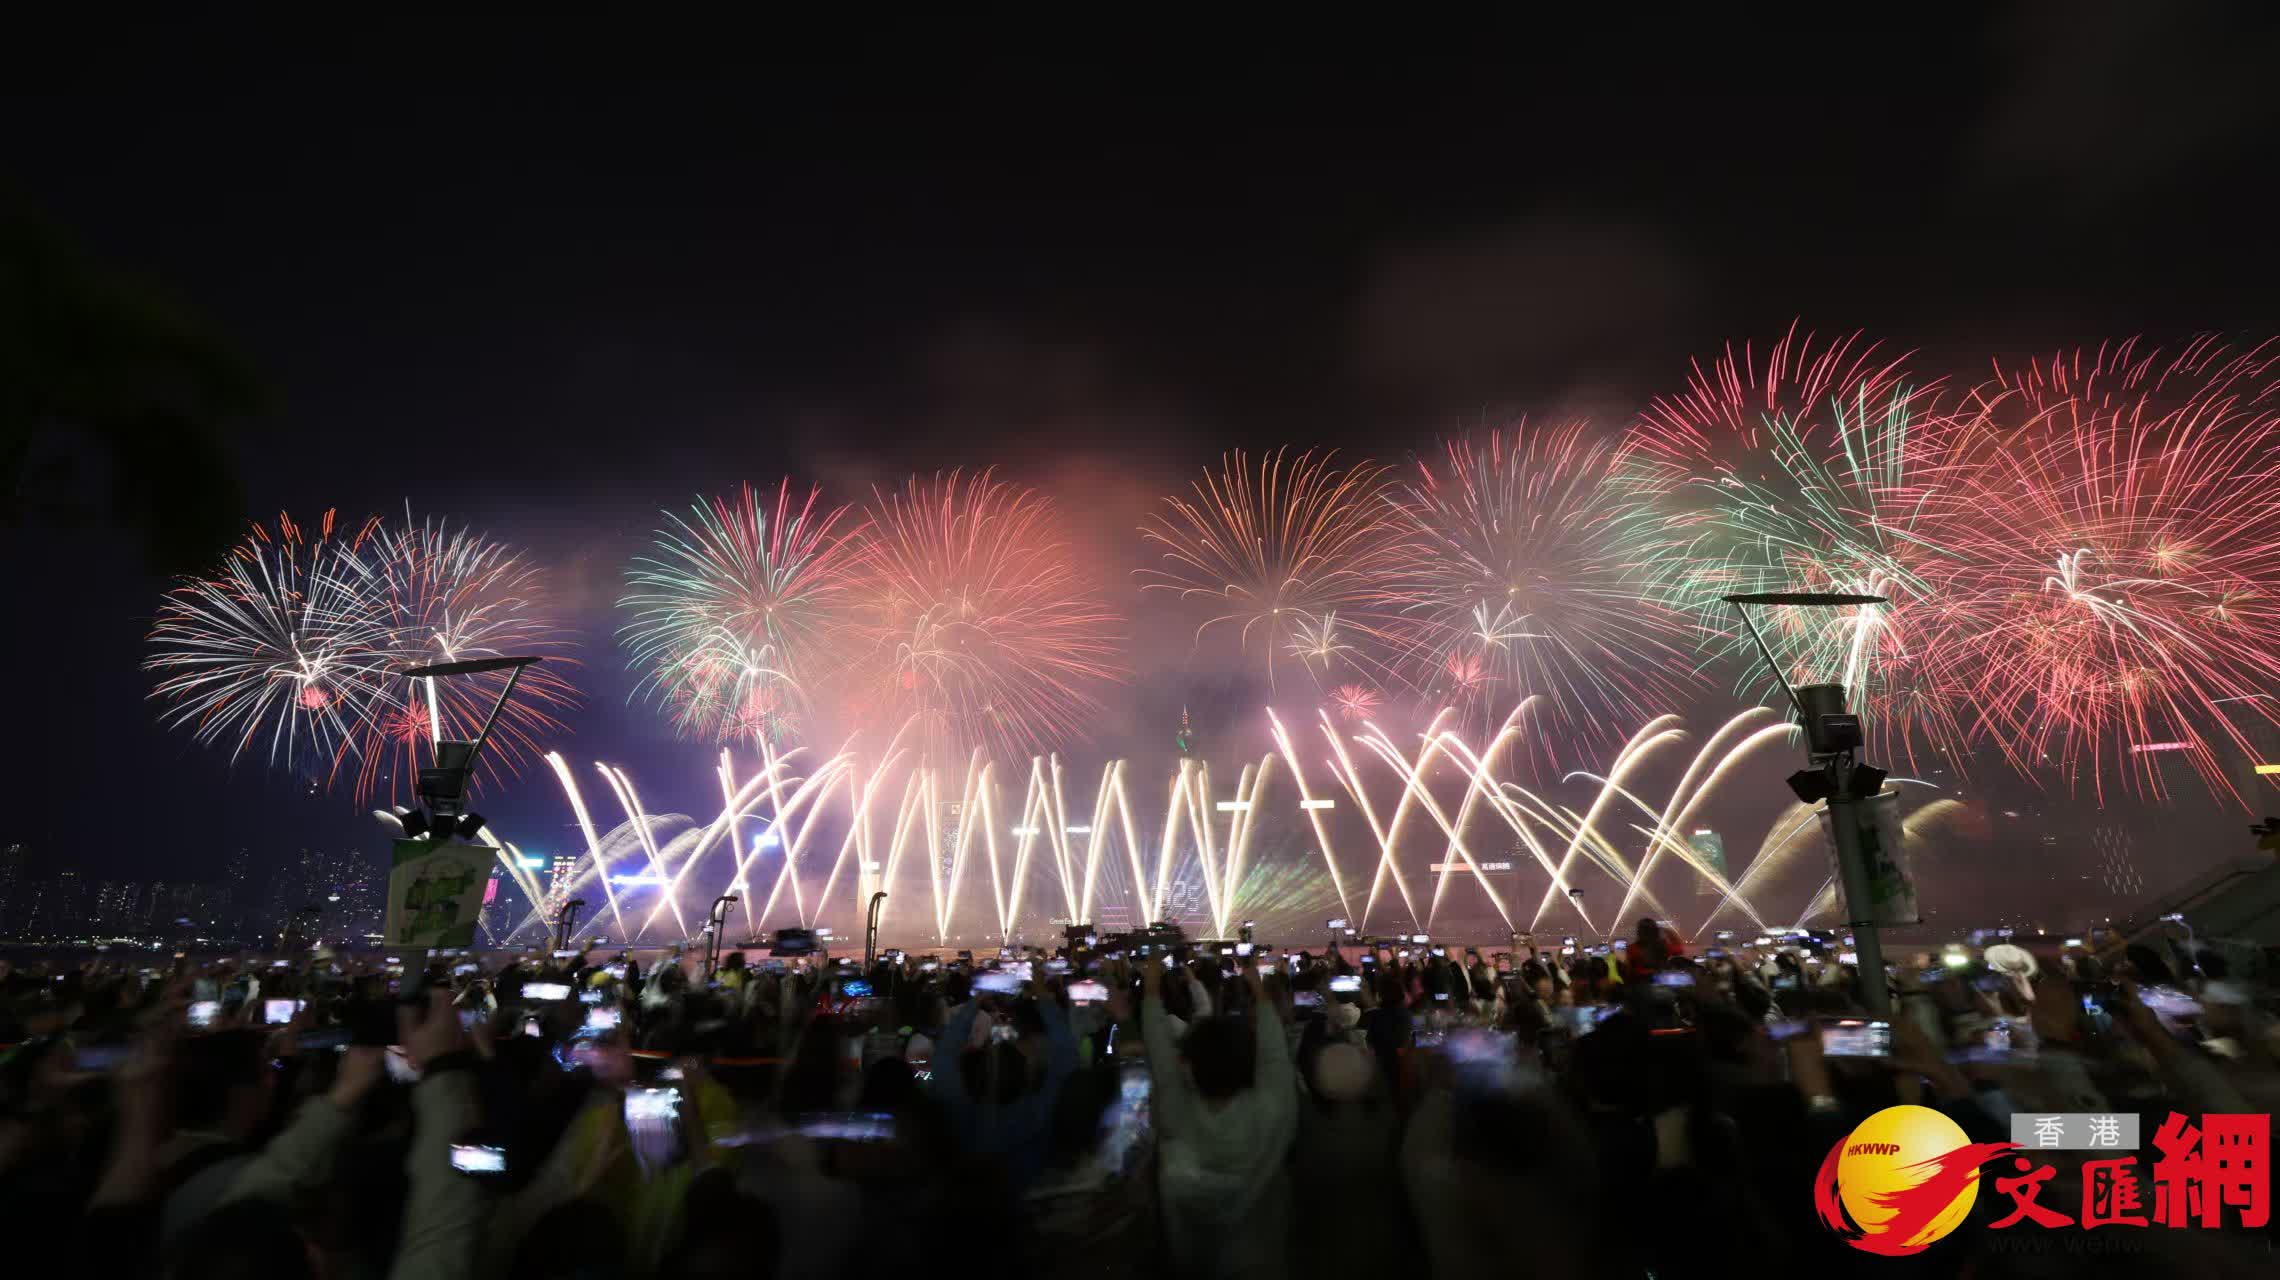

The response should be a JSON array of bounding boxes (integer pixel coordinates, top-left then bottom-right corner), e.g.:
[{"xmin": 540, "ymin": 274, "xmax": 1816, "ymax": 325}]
[{"xmin": 1313, "ymin": 1041, "xmax": 1373, "ymax": 1102}]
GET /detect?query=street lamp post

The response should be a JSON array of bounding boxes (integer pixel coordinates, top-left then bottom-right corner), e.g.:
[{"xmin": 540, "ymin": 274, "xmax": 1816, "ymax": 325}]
[
  {"xmin": 554, "ymin": 897, "xmax": 585, "ymax": 953},
  {"xmin": 865, "ymin": 892, "xmax": 888, "ymax": 967},
  {"xmin": 1725, "ymin": 592, "xmax": 1895, "ymax": 1018},
  {"xmin": 705, "ymin": 894, "xmax": 739, "ymax": 977}
]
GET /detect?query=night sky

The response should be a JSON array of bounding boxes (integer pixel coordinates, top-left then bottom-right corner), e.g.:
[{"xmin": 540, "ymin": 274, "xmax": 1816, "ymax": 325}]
[{"xmin": 7, "ymin": 10, "xmax": 2278, "ymax": 915}]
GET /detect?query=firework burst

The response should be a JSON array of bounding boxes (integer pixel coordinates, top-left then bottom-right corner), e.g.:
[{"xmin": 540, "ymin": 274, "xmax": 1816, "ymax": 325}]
[
  {"xmin": 1330, "ymin": 683, "xmax": 1382, "ymax": 723},
  {"xmin": 146, "ymin": 511, "xmax": 392, "ymax": 781},
  {"xmin": 1931, "ymin": 335, "xmax": 2280, "ymax": 801},
  {"xmin": 848, "ymin": 469, "xmax": 1121, "ymax": 760},
  {"xmin": 620, "ymin": 482, "xmax": 856, "ymax": 744},
  {"xmin": 356, "ymin": 512, "xmax": 578, "ymax": 801},
  {"xmin": 1140, "ymin": 447, "xmax": 1412, "ymax": 688},
  {"xmin": 1622, "ymin": 326, "xmax": 1972, "ymax": 771},
  {"xmin": 1391, "ymin": 419, "xmax": 1698, "ymax": 752}
]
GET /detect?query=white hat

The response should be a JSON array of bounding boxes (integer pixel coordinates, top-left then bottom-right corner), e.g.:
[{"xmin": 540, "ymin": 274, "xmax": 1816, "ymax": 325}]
[
  {"xmin": 1983, "ymin": 943, "xmax": 2036, "ymax": 977},
  {"xmin": 1313, "ymin": 1041, "xmax": 1373, "ymax": 1102}
]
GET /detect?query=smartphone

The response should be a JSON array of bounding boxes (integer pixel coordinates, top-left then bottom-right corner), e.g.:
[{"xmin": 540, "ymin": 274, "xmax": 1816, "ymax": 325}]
[
  {"xmin": 1235, "ymin": 943, "xmax": 1254, "ymax": 957},
  {"xmin": 552, "ymin": 949, "xmax": 579, "ymax": 959},
  {"xmin": 523, "ymin": 982, "xmax": 572, "ymax": 1002},
  {"xmin": 973, "ymin": 971, "xmax": 1022, "ymax": 995},
  {"xmin": 1326, "ymin": 918, "xmax": 1348, "ymax": 931},
  {"xmin": 1444, "ymin": 1027, "xmax": 1516, "ymax": 1068},
  {"xmin": 1293, "ymin": 990, "xmax": 1324, "ymax": 1010},
  {"xmin": 919, "ymin": 960, "xmax": 939, "ymax": 973},
  {"xmin": 73, "ymin": 1044, "xmax": 131, "ymax": 1072},
  {"xmin": 839, "ymin": 979, "xmax": 873, "ymax": 998},
  {"xmin": 1098, "ymin": 1063, "xmax": 1153, "ymax": 1170},
  {"xmin": 623, "ymin": 1087, "xmax": 684, "ymax": 1170},
  {"xmin": 263, "ymin": 998, "xmax": 302, "ymax": 1025},
  {"xmin": 1328, "ymin": 975, "xmax": 1362, "ymax": 994},
  {"xmin": 2137, "ymin": 985, "xmax": 2203, "ymax": 1018},
  {"xmin": 270, "ymin": 960, "xmax": 291, "ymax": 969},
  {"xmin": 798, "ymin": 1112, "xmax": 897, "ymax": 1143},
  {"xmin": 187, "ymin": 1000, "xmax": 220, "ymax": 1029},
  {"xmin": 1161, "ymin": 955, "xmax": 1177, "ymax": 970},
  {"xmin": 1359, "ymin": 953, "xmax": 1377, "ymax": 967},
  {"xmin": 450, "ymin": 1143, "xmax": 507, "ymax": 1175},
  {"xmin": 1820, "ymin": 1019, "xmax": 1892, "ymax": 1058},
  {"xmin": 521, "ymin": 1016, "xmax": 544, "ymax": 1038},
  {"xmin": 1432, "ymin": 991, "xmax": 1450, "ymax": 1003},
  {"xmin": 1652, "ymin": 971, "xmax": 1695, "ymax": 988},
  {"xmin": 1067, "ymin": 979, "xmax": 1109, "ymax": 1004},
  {"xmin": 1838, "ymin": 951, "xmax": 1859, "ymax": 965},
  {"xmin": 1772, "ymin": 973, "xmax": 1801, "ymax": 992},
  {"xmin": 579, "ymin": 989, "xmax": 605, "ymax": 1006},
  {"xmin": 453, "ymin": 963, "xmax": 479, "ymax": 977},
  {"xmin": 1255, "ymin": 959, "xmax": 1276, "ymax": 975},
  {"xmin": 1043, "ymin": 959, "xmax": 1070, "ymax": 975},
  {"xmin": 1430, "ymin": 946, "xmax": 1446, "ymax": 958},
  {"xmin": 1766, "ymin": 1017, "xmax": 1814, "ymax": 1042},
  {"xmin": 585, "ymin": 1006, "xmax": 622, "ymax": 1031}
]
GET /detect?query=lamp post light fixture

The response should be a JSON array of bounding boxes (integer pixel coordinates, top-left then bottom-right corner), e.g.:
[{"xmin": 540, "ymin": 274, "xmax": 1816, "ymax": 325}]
[
  {"xmin": 396, "ymin": 655, "xmax": 547, "ymax": 842},
  {"xmin": 1724, "ymin": 591, "xmax": 1895, "ymax": 1016}
]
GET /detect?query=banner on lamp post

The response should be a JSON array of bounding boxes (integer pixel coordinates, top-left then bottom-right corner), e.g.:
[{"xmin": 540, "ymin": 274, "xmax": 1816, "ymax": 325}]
[
  {"xmin": 1819, "ymin": 789, "xmax": 1920, "ymax": 927},
  {"xmin": 385, "ymin": 837, "xmax": 493, "ymax": 949}
]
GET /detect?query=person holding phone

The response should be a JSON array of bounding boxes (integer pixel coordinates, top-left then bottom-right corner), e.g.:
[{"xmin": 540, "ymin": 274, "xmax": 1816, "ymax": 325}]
[
  {"xmin": 926, "ymin": 972, "xmax": 1077, "ymax": 1192},
  {"xmin": 1140, "ymin": 942, "xmax": 1297, "ymax": 1278}
]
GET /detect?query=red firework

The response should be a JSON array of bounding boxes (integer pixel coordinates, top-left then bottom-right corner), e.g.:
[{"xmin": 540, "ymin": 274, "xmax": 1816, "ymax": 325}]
[
  {"xmin": 1330, "ymin": 683, "xmax": 1382, "ymax": 723},
  {"xmin": 1390, "ymin": 419, "xmax": 1700, "ymax": 760},
  {"xmin": 355, "ymin": 514, "xmax": 580, "ymax": 803},
  {"xmin": 1928, "ymin": 335, "xmax": 2280, "ymax": 802},
  {"xmin": 845, "ymin": 469, "xmax": 1122, "ymax": 760},
  {"xmin": 1140, "ymin": 448, "xmax": 1414, "ymax": 689},
  {"xmin": 1624, "ymin": 324, "xmax": 1975, "ymax": 774}
]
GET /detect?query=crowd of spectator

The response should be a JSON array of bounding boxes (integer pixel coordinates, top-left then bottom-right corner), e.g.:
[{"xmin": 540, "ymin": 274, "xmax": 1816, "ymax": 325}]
[{"xmin": 0, "ymin": 915, "xmax": 2272, "ymax": 1278}]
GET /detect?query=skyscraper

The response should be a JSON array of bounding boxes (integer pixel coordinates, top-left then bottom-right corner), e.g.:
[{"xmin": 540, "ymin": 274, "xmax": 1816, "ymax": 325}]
[
  {"xmin": 47, "ymin": 870, "xmax": 89, "ymax": 935},
  {"xmin": 222, "ymin": 847, "xmax": 255, "ymax": 931},
  {"xmin": 0, "ymin": 844, "xmax": 25, "ymax": 935},
  {"xmin": 93, "ymin": 879, "xmax": 143, "ymax": 925},
  {"xmin": 547, "ymin": 854, "xmax": 579, "ymax": 919}
]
